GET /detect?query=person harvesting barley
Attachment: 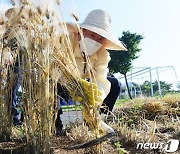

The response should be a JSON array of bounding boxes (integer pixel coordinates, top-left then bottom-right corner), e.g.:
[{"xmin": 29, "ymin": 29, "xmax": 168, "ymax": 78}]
[{"xmin": 56, "ymin": 9, "xmax": 127, "ymax": 135}]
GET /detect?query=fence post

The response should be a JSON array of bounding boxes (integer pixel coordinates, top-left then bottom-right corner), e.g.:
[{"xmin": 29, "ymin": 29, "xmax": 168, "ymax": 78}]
[
  {"xmin": 156, "ymin": 67, "xmax": 162, "ymax": 97},
  {"xmin": 149, "ymin": 67, "xmax": 154, "ymax": 96}
]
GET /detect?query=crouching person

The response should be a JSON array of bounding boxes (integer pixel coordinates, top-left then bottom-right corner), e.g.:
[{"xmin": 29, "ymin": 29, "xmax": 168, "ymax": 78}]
[{"xmin": 55, "ymin": 9, "xmax": 126, "ymax": 134}]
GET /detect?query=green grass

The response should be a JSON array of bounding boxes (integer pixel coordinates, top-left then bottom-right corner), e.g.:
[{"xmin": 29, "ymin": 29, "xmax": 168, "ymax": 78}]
[
  {"xmin": 61, "ymin": 105, "xmax": 82, "ymax": 111},
  {"xmin": 60, "ymin": 98, "xmax": 131, "ymax": 111},
  {"xmin": 114, "ymin": 99, "xmax": 130, "ymax": 107},
  {"xmin": 61, "ymin": 98, "xmax": 130, "ymax": 111}
]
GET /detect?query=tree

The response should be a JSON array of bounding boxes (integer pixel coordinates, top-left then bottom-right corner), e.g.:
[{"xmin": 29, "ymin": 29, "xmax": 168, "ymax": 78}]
[
  {"xmin": 141, "ymin": 80, "xmax": 172, "ymax": 96},
  {"xmin": 109, "ymin": 31, "xmax": 144, "ymax": 99},
  {"xmin": 141, "ymin": 81, "xmax": 152, "ymax": 96},
  {"xmin": 177, "ymin": 82, "xmax": 180, "ymax": 90},
  {"xmin": 153, "ymin": 80, "xmax": 172, "ymax": 95}
]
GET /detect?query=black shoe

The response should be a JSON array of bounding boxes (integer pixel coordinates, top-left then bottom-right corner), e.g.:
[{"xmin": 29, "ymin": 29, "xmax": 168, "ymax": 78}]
[
  {"xmin": 13, "ymin": 112, "xmax": 23, "ymax": 126},
  {"xmin": 55, "ymin": 122, "xmax": 63, "ymax": 136},
  {"xmin": 13, "ymin": 118, "xmax": 23, "ymax": 126},
  {"xmin": 55, "ymin": 115, "xmax": 63, "ymax": 136}
]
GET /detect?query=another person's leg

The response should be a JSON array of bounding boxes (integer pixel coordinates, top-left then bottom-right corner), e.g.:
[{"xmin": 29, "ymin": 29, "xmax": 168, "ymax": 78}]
[
  {"xmin": 55, "ymin": 83, "xmax": 70, "ymax": 135},
  {"xmin": 55, "ymin": 101, "xmax": 63, "ymax": 135},
  {"xmin": 11, "ymin": 65, "xmax": 22, "ymax": 125},
  {"xmin": 100, "ymin": 76, "xmax": 121, "ymax": 114}
]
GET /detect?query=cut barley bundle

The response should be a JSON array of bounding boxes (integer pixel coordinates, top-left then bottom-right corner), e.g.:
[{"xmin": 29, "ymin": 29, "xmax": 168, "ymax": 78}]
[{"xmin": 0, "ymin": 0, "xmax": 110, "ymax": 153}]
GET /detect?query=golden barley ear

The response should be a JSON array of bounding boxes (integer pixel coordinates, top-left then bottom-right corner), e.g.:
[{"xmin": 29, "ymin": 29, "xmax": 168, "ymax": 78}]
[
  {"xmin": 0, "ymin": 0, "xmax": 111, "ymax": 153},
  {"xmin": 56, "ymin": 0, "xmax": 61, "ymax": 5},
  {"xmin": 72, "ymin": 13, "xmax": 79, "ymax": 21},
  {"xmin": 10, "ymin": 0, "xmax": 16, "ymax": 6},
  {"xmin": 0, "ymin": 14, "xmax": 5, "ymax": 25}
]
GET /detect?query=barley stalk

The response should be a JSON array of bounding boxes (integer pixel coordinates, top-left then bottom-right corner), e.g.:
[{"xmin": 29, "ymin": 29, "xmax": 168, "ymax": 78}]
[{"xmin": 0, "ymin": 0, "xmax": 104, "ymax": 153}]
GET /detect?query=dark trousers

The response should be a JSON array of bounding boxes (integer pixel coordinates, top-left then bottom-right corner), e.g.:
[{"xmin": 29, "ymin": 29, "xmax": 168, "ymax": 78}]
[
  {"xmin": 55, "ymin": 83, "xmax": 69, "ymax": 134},
  {"xmin": 11, "ymin": 63, "xmax": 22, "ymax": 124},
  {"xmin": 100, "ymin": 76, "xmax": 121, "ymax": 114}
]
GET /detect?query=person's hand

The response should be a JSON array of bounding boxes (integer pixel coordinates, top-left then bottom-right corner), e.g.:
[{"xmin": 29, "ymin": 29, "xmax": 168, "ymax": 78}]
[
  {"xmin": 81, "ymin": 79, "xmax": 103, "ymax": 106},
  {"xmin": 70, "ymin": 79, "xmax": 103, "ymax": 106}
]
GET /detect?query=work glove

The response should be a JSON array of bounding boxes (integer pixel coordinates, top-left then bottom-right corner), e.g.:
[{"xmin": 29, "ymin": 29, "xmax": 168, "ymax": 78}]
[
  {"xmin": 70, "ymin": 79, "xmax": 103, "ymax": 107},
  {"xmin": 81, "ymin": 79, "xmax": 103, "ymax": 106}
]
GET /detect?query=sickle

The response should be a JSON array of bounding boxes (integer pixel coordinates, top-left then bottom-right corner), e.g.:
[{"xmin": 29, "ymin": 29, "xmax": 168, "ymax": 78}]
[{"xmin": 63, "ymin": 121, "xmax": 115, "ymax": 150}]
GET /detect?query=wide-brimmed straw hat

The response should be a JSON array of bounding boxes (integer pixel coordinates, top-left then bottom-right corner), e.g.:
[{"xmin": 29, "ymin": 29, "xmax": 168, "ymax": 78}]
[{"xmin": 67, "ymin": 9, "xmax": 127, "ymax": 51}]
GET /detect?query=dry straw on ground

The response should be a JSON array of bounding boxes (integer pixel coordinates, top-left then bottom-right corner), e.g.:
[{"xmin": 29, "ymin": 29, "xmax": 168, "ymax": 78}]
[{"xmin": 110, "ymin": 96, "xmax": 180, "ymax": 153}]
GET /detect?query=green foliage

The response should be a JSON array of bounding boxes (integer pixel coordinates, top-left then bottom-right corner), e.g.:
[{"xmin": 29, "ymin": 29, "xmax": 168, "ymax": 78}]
[
  {"xmin": 131, "ymin": 99, "xmax": 143, "ymax": 113},
  {"xmin": 108, "ymin": 31, "xmax": 143, "ymax": 99},
  {"xmin": 153, "ymin": 80, "xmax": 172, "ymax": 94},
  {"xmin": 141, "ymin": 80, "xmax": 151, "ymax": 96},
  {"xmin": 114, "ymin": 98, "xmax": 130, "ymax": 107},
  {"xmin": 115, "ymin": 140, "xmax": 129, "ymax": 154},
  {"xmin": 108, "ymin": 31, "xmax": 144, "ymax": 74},
  {"xmin": 141, "ymin": 80, "xmax": 173, "ymax": 96},
  {"xmin": 176, "ymin": 82, "xmax": 180, "ymax": 90},
  {"xmin": 61, "ymin": 105, "xmax": 81, "ymax": 111}
]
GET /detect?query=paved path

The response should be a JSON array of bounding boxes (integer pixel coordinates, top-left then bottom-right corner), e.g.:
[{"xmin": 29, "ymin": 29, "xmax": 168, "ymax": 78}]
[{"xmin": 61, "ymin": 110, "xmax": 83, "ymax": 124}]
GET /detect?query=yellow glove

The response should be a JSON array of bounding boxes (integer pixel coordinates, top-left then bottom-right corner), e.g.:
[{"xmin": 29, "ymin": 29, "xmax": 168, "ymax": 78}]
[
  {"xmin": 70, "ymin": 79, "xmax": 103, "ymax": 106},
  {"xmin": 81, "ymin": 79, "xmax": 103, "ymax": 106}
]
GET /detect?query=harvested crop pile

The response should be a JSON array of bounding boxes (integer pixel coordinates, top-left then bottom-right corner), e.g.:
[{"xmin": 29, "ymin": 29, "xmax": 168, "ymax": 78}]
[{"xmin": 110, "ymin": 95, "xmax": 180, "ymax": 153}]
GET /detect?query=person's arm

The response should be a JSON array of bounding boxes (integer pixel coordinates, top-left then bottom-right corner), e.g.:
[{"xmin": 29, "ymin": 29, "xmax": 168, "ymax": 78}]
[{"xmin": 93, "ymin": 48, "xmax": 111, "ymax": 100}]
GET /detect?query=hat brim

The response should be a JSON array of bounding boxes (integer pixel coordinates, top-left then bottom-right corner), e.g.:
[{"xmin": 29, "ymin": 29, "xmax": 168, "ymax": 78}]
[{"xmin": 66, "ymin": 23, "xmax": 127, "ymax": 51}]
